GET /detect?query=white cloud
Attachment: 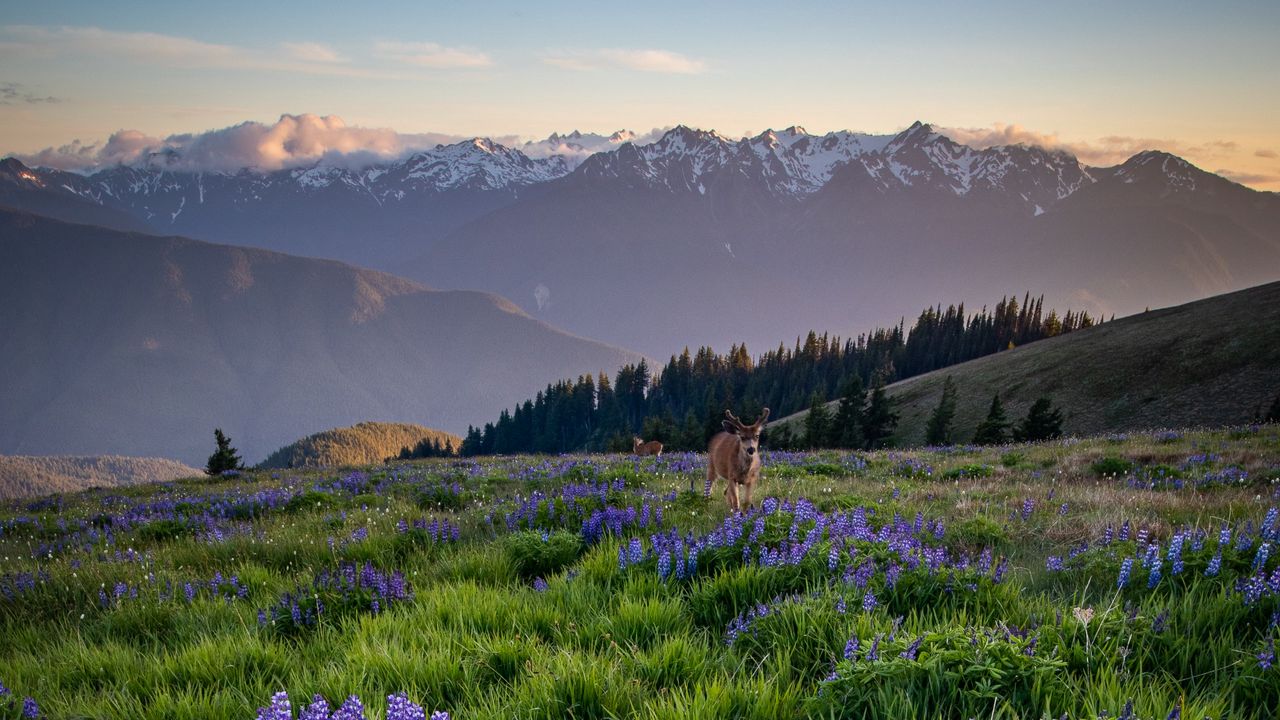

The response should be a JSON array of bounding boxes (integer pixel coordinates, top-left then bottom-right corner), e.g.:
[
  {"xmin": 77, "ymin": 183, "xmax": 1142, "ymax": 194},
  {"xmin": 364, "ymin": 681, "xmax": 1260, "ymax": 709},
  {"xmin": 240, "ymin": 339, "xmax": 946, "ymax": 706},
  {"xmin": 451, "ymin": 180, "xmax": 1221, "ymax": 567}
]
[
  {"xmin": 15, "ymin": 114, "xmax": 468, "ymax": 173},
  {"xmin": 282, "ymin": 42, "xmax": 345, "ymax": 64},
  {"xmin": 374, "ymin": 40, "xmax": 493, "ymax": 68},
  {"xmin": 0, "ymin": 25, "xmax": 374, "ymax": 77},
  {"xmin": 939, "ymin": 122, "xmax": 1241, "ymax": 167},
  {"xmin": 542, "ymin": 48, "xmax": 706, "ymax": 75}
]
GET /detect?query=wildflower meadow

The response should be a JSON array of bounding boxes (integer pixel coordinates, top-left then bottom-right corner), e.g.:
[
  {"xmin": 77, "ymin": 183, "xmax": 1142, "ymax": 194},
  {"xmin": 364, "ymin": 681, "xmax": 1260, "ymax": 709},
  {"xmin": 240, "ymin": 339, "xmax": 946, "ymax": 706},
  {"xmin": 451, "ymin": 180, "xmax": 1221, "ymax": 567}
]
[{"xmin": 1, "ymin": 427, "xmax": 1278, "ymax": 718}]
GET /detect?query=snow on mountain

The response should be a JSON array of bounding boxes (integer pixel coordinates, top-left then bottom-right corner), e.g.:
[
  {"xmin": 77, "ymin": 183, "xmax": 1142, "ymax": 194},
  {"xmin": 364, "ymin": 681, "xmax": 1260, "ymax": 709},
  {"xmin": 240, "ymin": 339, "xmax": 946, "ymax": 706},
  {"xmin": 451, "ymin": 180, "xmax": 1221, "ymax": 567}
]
[
  {"xmin": 9, "ymin": 121, "xmax": 1237, "ymax": 227},
  {"xmin": 1112, "ymin": 150, "xmax": 1200, "ymax": 192},
  {"xmin": 853, "ymin": 122, "xmax": 1094, "ymax": 210},
  {"xmin": 521, "ymin": 129, "xmax": 655, "ymax": 168},
  {"xmin": 383, "ymin": 137, "xmax": 571, "ymax": 191}
]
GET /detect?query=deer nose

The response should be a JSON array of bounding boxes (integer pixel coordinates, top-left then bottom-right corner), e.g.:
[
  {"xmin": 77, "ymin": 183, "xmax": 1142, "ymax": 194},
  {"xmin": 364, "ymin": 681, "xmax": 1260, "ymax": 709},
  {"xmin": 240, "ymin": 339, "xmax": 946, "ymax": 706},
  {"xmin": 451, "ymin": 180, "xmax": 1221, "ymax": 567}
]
[{"xmin": 746, "ymin": 446, "xmax": 755, "ymax": 455}]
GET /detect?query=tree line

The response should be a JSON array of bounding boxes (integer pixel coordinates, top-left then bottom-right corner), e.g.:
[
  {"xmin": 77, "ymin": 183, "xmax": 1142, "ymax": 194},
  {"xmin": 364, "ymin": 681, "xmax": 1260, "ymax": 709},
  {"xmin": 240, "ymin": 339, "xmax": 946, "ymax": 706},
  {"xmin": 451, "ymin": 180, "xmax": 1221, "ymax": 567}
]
[{"xmin": 459, "ymin": 293, "xmax": 1099, "ymax": 456}]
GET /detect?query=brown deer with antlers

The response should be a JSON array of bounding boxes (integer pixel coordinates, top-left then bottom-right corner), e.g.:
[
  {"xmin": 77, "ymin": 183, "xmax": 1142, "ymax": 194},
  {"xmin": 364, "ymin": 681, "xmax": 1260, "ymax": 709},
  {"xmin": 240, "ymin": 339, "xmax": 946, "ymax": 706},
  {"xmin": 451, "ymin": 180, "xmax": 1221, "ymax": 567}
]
[
  {"xmin": 702, "ymin": 408, "xmax": 769, "ymax": 511},
  {"xmin": 633, "ymin": 437, "xmax": 664, "ymax": 456}
]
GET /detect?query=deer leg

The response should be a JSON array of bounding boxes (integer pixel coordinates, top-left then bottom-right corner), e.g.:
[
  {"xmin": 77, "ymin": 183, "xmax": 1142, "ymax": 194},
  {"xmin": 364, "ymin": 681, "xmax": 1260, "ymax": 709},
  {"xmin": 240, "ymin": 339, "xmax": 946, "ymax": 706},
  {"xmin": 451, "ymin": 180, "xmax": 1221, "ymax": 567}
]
[
  {"xmin": 724, "ymin": 479, "xmax": 739, "ymax": 511},
  {"xmin": 741, "ymin": 478, "xmax": 754, "ymax": 511}
]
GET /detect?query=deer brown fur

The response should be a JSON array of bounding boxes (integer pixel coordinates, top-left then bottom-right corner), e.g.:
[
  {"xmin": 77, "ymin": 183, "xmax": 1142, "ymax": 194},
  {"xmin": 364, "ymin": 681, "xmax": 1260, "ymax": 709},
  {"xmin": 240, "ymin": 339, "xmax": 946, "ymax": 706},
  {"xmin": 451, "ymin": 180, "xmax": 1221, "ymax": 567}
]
[
  {"xmin": 701, "ymin": 408, "xmax": 769, "ymax": 511},
  {"xmin": 633, "ymin": 437, "xmax": 664, "ymax": 456}
]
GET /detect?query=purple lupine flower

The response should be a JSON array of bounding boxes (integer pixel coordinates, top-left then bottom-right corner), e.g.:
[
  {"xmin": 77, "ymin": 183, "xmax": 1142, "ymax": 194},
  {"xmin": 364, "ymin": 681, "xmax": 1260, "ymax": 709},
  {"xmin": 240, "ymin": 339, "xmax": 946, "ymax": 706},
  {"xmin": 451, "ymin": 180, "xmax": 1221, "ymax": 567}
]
[
  {"xmin": 992, "ymin": 557, "xmax": 1009, "ymax": 584},
  {"xmin": 1165, "ymin": 702, "xmax": 1181, "ymax": 720},
  {"xmin": 1147, "ymin": 555, "xmax": 1162, "ymax": 588},
  {"xmin": 330, "ymin": 694, "xmax": 367, "ymax": 720},
  {"xmin": 430, "ymin": 712, "xmax": 451, "ymax": 720},
  {"xmin": 1118, "ymin": 557, "xmax": 1133, "ymax": 588},
  {"xmin": 861, "ymin": 590, "xmax": 877, "ymax": 613},
  {"xmin": 1153, "ymin": 609, "xmax": 1169, "ymax": 634},
  {"xmin": 1020, "ymin": 498, "xmax": 1034, "ymax": 521},
  {"xmin": 843, "ymin": 634, "xmax": 860, "ymax": 660},
  {"xmin": 1119, "ymin": 521, "xmax": 1131, "ymax": 541},
  {"xmin": 256, "ymin": 691, "xmax": 291, "ymax": 720},
  {"xmin": 1046, "ymin": 556, "xmax": 1064, "ymax": 572},
  {"xmin": 0, "ymin": 680, "xmax": 8, "ymax": 697},
  {"xmin": 1206, "ymin": 551, "xmax": 1222, "ymax": 577},
  {"xmin": 865, "ymin": 634, "xmax": 881, "ymax": 661},
  {"xmin": 386, "ymin": 692, "xmax": 427, "ymax": 720},
  {"xmin": 1167, "ymin": 534, "xmax": 1185, "ymax": 575},
  {"xmin": 835, "ymin": 597, "xmax": 846, "ymax": 614},
  {"xmin": 1258, "ymin": 637, "xmax": 1275, "ymax": 670},
  {"xmin": 1254, "ymin": 542, "xmax": 1272, "ymax": 571},
  {"xmin": 900, "ymin": 635, "xmax": 923, "ymax": 661},
  {"xmin": 532, "ymin": 577, "xmax": 548, "ymax": 592},
  {"xmin": 1058, "ymin": 503, "xmax": 1069, "ymax": 516},
  {"xmin": 1118, "ymin": 699, "xmax": 1135, "ymax": 720}
]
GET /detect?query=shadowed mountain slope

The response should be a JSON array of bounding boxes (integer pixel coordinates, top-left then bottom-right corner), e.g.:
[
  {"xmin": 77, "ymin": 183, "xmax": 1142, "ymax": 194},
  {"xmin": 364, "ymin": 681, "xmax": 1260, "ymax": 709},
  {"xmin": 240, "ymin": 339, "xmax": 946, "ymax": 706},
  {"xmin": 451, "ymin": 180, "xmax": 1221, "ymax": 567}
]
[{"xmin": 0, "ymin": 209, "xmax": 640, "ymax": 465}]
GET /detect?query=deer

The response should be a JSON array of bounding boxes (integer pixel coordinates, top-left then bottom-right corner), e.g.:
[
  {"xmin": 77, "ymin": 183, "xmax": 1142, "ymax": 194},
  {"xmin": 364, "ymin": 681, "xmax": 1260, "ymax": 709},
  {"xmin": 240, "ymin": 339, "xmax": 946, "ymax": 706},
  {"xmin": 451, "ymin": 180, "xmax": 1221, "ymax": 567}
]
[
  {"xmin": 633, "ymin": 437, "xmax": 664, "ymax": 456},
  {"xmin": 702, "ymin": 408, "xmax": 769, "ymax": 511}
]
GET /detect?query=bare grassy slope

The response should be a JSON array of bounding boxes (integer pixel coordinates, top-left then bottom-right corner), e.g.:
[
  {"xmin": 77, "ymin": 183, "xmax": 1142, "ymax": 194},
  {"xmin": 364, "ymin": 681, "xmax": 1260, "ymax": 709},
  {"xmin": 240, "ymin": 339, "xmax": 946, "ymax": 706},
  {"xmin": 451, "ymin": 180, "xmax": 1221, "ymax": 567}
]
[
  {"xmin": 774, "ymin": 281, "xmax": 1280, "ymax": 444},
  {"xmin": 0, "ymin": 455, "xmax": 200, "ymax": 500},
  {"xmin": 259, "ymin": 422, "xmax": 462, "ymax": 469}
]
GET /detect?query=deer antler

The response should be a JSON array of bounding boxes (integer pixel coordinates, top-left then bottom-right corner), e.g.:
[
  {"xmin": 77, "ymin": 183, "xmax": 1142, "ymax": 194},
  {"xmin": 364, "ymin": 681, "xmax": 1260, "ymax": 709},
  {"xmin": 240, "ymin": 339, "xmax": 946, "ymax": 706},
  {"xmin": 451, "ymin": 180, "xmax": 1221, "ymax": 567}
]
[
  {"xmin": 724, "ymin": 409, "xmax": 746, "ymax": 429},
  {"xmin": 755, "ymin": 408, "xmax": 770, "ymax": 426}
]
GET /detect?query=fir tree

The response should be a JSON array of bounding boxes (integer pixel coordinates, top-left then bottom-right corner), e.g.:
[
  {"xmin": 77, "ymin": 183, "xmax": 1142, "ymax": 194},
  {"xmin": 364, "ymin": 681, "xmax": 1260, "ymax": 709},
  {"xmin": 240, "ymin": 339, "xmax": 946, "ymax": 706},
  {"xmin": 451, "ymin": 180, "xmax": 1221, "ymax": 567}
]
[
  {"xmin": 1013, "ymin": 397, "xmax": 1064, "ymax": 442},
  {"xmin": 832, "ymin": 374, "xmax": 867, "ymax": 449},
  {"xmin": 925, "ymin": 376, "xmax": 958, "ymax": 446},
  {"xmin": 803, "ymin": 391, "xmax": 832, "ymax": 449},
  {"xmin": 972, "ymin": 394, "xmax": 1010, "ymax": 445},
  {"xmin": 205, "ymin": 428, "xmax": 244, "ymax": 476},
  {"xmin": 862, "ymin": 384, "xmax": 899, "ymax": 449}
]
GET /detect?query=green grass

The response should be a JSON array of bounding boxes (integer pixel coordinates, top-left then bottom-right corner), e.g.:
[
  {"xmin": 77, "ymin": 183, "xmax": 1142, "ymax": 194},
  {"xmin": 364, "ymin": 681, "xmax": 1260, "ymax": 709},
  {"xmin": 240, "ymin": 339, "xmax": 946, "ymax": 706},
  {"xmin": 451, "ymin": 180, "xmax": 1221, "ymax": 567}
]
[{"xmin": 1, "ymin": 426, "xmax": 1278, "ymax": 719}]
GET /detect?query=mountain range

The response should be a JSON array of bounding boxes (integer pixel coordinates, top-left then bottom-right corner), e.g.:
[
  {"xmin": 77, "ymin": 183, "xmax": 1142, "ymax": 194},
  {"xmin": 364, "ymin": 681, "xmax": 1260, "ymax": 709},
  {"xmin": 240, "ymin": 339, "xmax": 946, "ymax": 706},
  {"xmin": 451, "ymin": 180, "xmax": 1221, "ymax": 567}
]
[
  {"xmin": 0, "ymin": 209, "xmax": 638, "ymax": 465},
  {"xmin": 4, "ymin": 122, "xmax": 1279, "ymax": 356}
]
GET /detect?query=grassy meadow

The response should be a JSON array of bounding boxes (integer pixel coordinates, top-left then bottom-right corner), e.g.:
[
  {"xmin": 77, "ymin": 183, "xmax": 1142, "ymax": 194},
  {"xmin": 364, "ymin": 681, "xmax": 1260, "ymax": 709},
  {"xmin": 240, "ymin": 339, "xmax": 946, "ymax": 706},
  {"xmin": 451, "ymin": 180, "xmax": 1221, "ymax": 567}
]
[{"xmin": 2, "ymin": 427, "xmax": 1279, "ymax": 719}]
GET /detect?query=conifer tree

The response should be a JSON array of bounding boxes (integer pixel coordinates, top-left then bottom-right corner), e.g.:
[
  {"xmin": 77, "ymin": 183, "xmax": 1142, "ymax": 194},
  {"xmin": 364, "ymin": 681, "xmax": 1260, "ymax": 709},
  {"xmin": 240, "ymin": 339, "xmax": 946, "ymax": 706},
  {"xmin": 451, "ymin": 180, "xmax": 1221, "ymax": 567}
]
[
  {"xmin": 832, "ymin": 374, "xmax": 867, "ymax": 449},
  {"xmin": 972, "ymin": 394, "xmax": 1010, "ymax": 445},
  {"xmin": 862, "ymin": 384, "xmax": 899, "ymax": 449},
  {"xmin": 1014, "ymin": 397, "xmax": 1064, "ymax": 442},
  {"xmin": 205, "ymin": 428, "xmax": 244, "ymax": 475},
  {"xmin": 803, "ymin": 391, "xmax": 832, "ymax": 449},
  {"xmin": 925, "ymin": 376, "xmax": 958, "ymax": 446}
]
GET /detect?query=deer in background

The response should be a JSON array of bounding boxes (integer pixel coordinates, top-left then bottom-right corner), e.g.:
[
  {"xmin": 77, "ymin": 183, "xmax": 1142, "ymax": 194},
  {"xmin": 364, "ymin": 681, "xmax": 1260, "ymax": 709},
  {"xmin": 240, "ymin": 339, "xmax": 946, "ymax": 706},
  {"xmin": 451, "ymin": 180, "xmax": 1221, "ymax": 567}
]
[
  {"xmin": 633, "ymin": 437, "xmax": 664, "ymax": 456},
  {"xmin": 703, "ymin": 408, "xmax": 769, "ymax": 511}
]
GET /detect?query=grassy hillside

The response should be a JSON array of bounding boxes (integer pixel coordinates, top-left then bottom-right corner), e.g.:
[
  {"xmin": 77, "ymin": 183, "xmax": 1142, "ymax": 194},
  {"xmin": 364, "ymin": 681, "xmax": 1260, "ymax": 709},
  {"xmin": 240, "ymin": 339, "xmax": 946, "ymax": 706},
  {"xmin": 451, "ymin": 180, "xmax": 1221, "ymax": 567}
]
[
  {"xmin": 0, "ymin": 455, "xmax": 200, "ymax": 500},
  {"xmin": 774, "ymin": 280, "xmax": 1280, "ymax": 445},
  {"xmin": 258, "ymin": 422, "xmax": 462, "ymax": 469},
  {"xmin": 1, "ymin": 428, "xmax": 1278, "ymax": 718}
]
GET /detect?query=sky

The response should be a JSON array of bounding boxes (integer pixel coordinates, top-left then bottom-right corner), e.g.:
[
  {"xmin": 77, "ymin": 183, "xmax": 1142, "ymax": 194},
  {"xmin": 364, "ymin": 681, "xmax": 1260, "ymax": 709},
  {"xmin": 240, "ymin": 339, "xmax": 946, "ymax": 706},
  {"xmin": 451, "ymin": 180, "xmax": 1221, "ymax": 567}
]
[{"xmin": 2, "ymin": 0, "xmax": 1278, "ymax": 188}]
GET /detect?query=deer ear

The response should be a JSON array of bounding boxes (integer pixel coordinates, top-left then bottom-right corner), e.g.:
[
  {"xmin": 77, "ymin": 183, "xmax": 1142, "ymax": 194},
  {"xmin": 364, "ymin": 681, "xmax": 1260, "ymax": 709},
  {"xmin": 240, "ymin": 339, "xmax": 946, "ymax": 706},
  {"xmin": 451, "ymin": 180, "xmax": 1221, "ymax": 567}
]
[{"xmin": 722, "ymin": 420, "xmax": 739, "ymax": 435}]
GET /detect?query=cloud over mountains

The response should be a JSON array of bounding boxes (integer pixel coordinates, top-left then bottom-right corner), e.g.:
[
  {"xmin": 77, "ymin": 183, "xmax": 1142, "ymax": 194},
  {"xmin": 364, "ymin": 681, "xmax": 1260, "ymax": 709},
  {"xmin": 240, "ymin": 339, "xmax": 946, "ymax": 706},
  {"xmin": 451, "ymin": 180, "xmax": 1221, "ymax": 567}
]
[{"xmin": 16, "ymin": 114, "xmax": 465, "ymax": 173}]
